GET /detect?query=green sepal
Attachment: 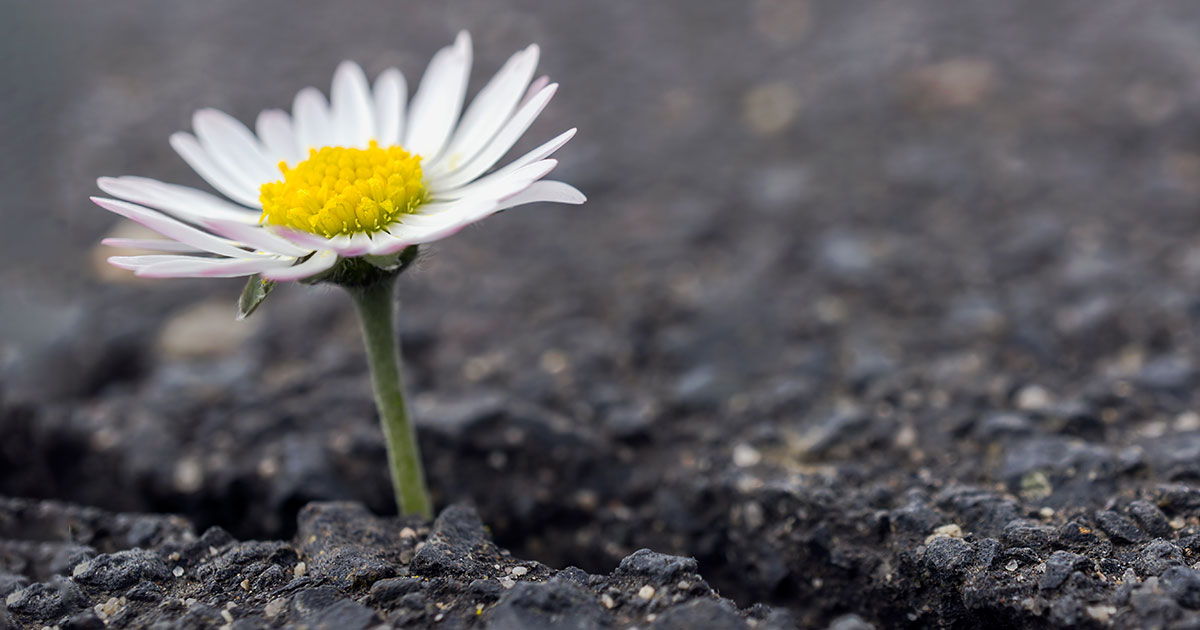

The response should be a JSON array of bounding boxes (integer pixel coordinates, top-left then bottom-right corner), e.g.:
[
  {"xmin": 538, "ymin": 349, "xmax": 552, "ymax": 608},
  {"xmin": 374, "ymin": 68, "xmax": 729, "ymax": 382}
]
[
  {"xmin": 236, "ymin": 274, "xmax": 275, "ymax": 320},
  {"xmin": 364, "ymin": 245, "xmax": 420, "ymax": 273}
]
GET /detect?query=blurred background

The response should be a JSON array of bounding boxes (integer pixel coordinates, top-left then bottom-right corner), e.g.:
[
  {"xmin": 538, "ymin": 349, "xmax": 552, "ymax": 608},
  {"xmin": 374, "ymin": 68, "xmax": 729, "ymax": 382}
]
[{"xmin": 5, "ymin": 0, "xmax": 1199, "ymax": 363}]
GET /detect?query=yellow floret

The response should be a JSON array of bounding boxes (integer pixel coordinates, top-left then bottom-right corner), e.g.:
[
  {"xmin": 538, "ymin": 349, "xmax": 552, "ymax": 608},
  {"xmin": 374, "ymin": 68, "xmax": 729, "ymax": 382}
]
[{"xmin": 259, "ymin": 141, "xmax": 427, "ymax": 237}]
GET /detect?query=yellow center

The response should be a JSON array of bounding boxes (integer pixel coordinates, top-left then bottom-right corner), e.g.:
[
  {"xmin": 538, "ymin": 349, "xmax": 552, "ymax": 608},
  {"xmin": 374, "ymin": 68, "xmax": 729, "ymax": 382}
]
[{"xmin": 259, "ymin": 141, "xmax": 427, "ymax": 237}]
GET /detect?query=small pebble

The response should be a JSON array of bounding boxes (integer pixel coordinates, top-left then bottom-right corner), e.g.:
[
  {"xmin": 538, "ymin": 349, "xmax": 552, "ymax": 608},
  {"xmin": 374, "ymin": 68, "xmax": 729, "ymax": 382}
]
[
  {"xmin": 264, "ymin": 598, "xmax": 286, "ymax": 618},
  {"xmin": 173, "ymin": 567, "xmax": 184, "ymax": 578},
  {"xmin": 510, "ymin": 566, "xmax": 529, "ymax": 577},
  {"xmin": 499, "ymin": 577, "xmax": 515, "ymax": 589},
  {"xmin": 732, "ymin": 444, "xmax": 762, "ymax": 467},
  {"xmin": 1005, "ymin": 560, "xmax": 1019, "ymax": 571},
  {"xmin": 601, "ymin": 594, "xmax": 616, "ymax": 609},
  {"xmin": 400, "ymin": 527, "xmax": 417, "ymax": 539},
  {"xmin": 239, "ymin": 579, "xmax": 250, "ymax": 591},
  {"xmin": 638, "ymin": 585, "xmax": 656, "ymax": 600},
  {"xmin": 220, "ymin": 609, "xmax": 234, "ymax": 623},
  {"xmin": 293, "ymin": 562, "xmax": 307, "ymax": 577}
]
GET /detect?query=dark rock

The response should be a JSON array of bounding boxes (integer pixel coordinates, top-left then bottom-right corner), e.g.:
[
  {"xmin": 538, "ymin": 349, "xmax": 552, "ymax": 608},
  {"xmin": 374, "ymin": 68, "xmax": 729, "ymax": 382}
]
[
  {"xmin": 652, "ymin": 598, "xmax": 749, "ymax": 630},
  {"xmin": 63, "ymin": 610, "xmax": 105, "ymax": 630},
  {"xmin": 486, "ymin": 581, "xmax": 606, "ymax": 630},
  {"xmin": 1039, "ymin": 550, "xmax": 1092, "ymax": 591},
  {"xmin": 467, "ymin": 578, "xmax": 505, "ymax": 603},
  {"xmin": 1162, "ymin": 566, "xmax": 1200, "ymax": 609},
  {"xmin": 71, "ymin": 549, "xmax": 170, "ymax": 591},
  {"xmin": 1000, "ymin": 519, "xmax": 1056, "ymax": 550},
  {"xmin": 616, "ymin": 549, "xmax": 699, "ymax": 583},
  {"xmin": 4, "ymin": 577, "xmax": 87, "ymax": 619},
  {"xmin": 1095, "ymin": 510, "xmax": 1148, "ymax": 544},
  {"xmin": 125, "ymin": 580, "xmax": 164, "ymax": 602},
  {"xmin": 308, "ymin": 599, "xmax": 380, "ymax": 630},
  {"xmin": 1136, "ymin": 540, "xmax": 1186, "ymax": 576},
  {"xmin": 291, "ymin": 586, "xmax": 347, "ymax": 617},
  {"xmin": 411, "ymin": 504, "xmax": 491, "ymax": 577},
  {"xmin": 0, "ymin": 574, "xmax": 27, "ymax": 598},
  {"xmin": 366, "ymin": 577, "xmax": 424, "ymax": 608},
  {"xmin": 1129, "ymin": 501, "xmax": 1174, "ymax": 539},
  {"xmin": 923, "ymin": 537, "xmax": 973, "ymax": 576}
]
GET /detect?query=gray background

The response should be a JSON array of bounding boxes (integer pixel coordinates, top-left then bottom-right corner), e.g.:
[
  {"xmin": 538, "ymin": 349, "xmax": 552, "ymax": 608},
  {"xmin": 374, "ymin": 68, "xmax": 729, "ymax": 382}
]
[{"xmin": 4, "ymin": 0, "xmax": 1200, "ymax": 358}]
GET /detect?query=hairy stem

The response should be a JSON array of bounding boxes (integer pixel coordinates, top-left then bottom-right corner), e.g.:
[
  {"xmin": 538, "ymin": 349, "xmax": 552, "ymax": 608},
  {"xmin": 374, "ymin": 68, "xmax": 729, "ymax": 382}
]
[{"xmin": 347, "ymin": 277, "xmax": 432, "ymax": 518}]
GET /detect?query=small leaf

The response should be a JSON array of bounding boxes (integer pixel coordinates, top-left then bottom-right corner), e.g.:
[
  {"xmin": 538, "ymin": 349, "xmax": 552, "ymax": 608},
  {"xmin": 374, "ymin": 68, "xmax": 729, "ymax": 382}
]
[{"xmin": 237, "ymin": 274, "xmax": 275, "ymax": 320}]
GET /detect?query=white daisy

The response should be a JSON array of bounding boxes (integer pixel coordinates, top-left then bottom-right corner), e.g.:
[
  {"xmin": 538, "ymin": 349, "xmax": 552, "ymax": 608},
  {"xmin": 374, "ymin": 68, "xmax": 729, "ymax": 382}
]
[{"xmin": 94, "ymin": 31, "xmax": 584, "ymax": 283}]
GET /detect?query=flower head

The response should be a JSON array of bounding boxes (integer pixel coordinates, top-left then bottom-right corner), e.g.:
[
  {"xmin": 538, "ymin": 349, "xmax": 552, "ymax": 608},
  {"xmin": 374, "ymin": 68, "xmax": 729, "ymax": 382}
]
[{"xmin": 94, "ymin": 32, "xmax": 584, "ymax": 283}]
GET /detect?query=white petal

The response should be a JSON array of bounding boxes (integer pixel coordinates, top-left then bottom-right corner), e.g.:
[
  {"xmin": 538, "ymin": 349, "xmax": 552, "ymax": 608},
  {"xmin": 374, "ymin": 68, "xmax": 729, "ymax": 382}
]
[
  {"xmin": 197, "ymin": 218, "xmax": 314, "ymax": 257},
  {"xmin": 92, "ymin": 197, "xmax": 256, "ymax": 259},
  {"xmin": 495, "ymin": 180, "xmax": 586, "ymax": 210},
  {"xmin": 108, "ymin": 254, "xmax": 201, "ymax": 269},
  {"xmin": 430, "ymin": 128, "xmax": 575, "ymax": 195},
  {"xmin": 293, "ymin": 86, "xmax": 334, "ymax": 151},
  {"xmin": 522, "ymin": 75, "xmax": 551, "ymax": 105},
  {"xmin": 431, "ymin": 83, "xmax": 558, "ymax": 190},
  {"xmin": 256, "ymin": 109, "xmax": 302, "ymax": 167},
  {"xmin": 370, "ymin": 197, "xmax": 500, "ymax": 254},
  {"xmin": 102, "ymin": 238, "xmax": 204, "ymax": 253},
  {"xmin": 428, "ymin": 44, "xmax": 539, "ymax": 176},
  {"xmin": 192, "ymin": 109, "xmax": 278, "ymax": 186},
  {"xmin": 404, "ymin": 31, "xmax": 472, "ymax": 160},
  {"xmin": 169, "ymin": 132, "xmax": 262, "ymax": 207},
  {"xmin": 373, "ymin": 68, "xmax": 407, "ymax": 147},
  {"xmin": 134, "ymin": 256, "xmax": 294, "ymax": 279},
  {"xmin": 98, "ymin": 176, "xmax": 262, "ymax": 224},
  {"xmin": 432, "ymin": 159, "xmax": 557, "ymax": 201},
  {"xmin": 265, "ymin": 227, "xmax": 362, "ymax": 256},
  {"xmin": 261, "ymin": 250, "xmax": 339, "ymax": 282},
  {"xmin": 343, "ymin": 232, "xmax": 374, "ymax": 256},
  {"xmin": 331, "ymin": 61, "xmax": 375, "ymax": 149}
]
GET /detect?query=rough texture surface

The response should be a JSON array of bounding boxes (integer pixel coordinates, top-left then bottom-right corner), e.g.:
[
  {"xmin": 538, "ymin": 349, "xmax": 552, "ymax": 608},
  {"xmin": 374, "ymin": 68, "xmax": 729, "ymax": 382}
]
[
  {"xmin": 0, "ymin": 499, "xmax": 786, "ymax": 629},
  {"xmin": 6, "ymin": 1, "xmax": 1200, "ymax": 629}
]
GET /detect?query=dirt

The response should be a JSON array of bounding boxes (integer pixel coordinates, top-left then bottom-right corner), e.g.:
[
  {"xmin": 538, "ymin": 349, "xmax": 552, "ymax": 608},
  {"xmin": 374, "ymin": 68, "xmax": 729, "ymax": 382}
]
[{"xmin": 8, "ymin": 0, "xmax": 1200, "ymax": 628}]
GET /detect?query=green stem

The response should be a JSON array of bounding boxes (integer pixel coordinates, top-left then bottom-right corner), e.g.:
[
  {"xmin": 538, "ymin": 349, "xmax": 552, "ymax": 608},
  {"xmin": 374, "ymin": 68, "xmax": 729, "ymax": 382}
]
[{"xmin": 347, "ymin": 277, "xmax": 432, "ymax": 518}]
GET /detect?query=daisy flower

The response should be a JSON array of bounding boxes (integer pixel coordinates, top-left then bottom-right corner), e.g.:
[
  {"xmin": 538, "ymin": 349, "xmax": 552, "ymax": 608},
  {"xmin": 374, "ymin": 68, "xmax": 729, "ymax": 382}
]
[
  {"xmin": 91, "ymin": 32, "xmax": 585, "ymax": 519},
  {"xmin": 94, "ymin": 31, "xmax": 583, "ymax": 284}
]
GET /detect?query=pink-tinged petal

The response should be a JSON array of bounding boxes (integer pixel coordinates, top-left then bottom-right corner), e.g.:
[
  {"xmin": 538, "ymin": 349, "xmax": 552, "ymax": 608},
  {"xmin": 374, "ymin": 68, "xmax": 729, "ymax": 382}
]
[
  {"xmin": 428, "ymin": 44, "xmax": 539, "ymax": 176},
  {"xmin": 495, "ymin": 180, "xmax": 586, "ymax": 211},
  {"xmin": 373, "ymin": 67, "xmax": 407, "ymax": 147},
  {"xmin": 192, "ymin": 108, "xmax": 278, "ymax": 186},
  {"xmin": 196, "ymin": 218, "xmax": 314, "ymax": 257},
  {"xmin": 102, "ymin": 238, "xmax": 204, "ymax": 253},
  {"xmin": 293, "ymin": 86, "xmax": 334, "ymax": 151},
  {"xmin": 169, "ymin": 132, "xmax": 262, "ymax": 207},
  {"xmin": 92, "ymin": 197, "xmax": 255, "ymax": 259},
  {"xmin": 404, "ymin": 31, "xmax": 472, "ymax": 160},
  {"xmin": 135, "ymin": 256, "xmax": 294, "ymax": 279},
  {"xmin": 331, "ymin": 61, "xmax": 375, "ymax": 149},
  {"xmin": 432, "ymin": 159, "xmax": 557, "ymax": 201},
  {"xmin": 432, "ymin": 83, "xmax": 558, "ymax": 190},
  {"xmin": 256, "ymin": 109, "xmax": 302, "ymax": 167},
  {"xmin": 261, "ymin": 250, "xmax": 339, "ymax": 282},
  {"xmin": 97, "ymin": 176, "xmax": 261, "ymax": 224}
]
